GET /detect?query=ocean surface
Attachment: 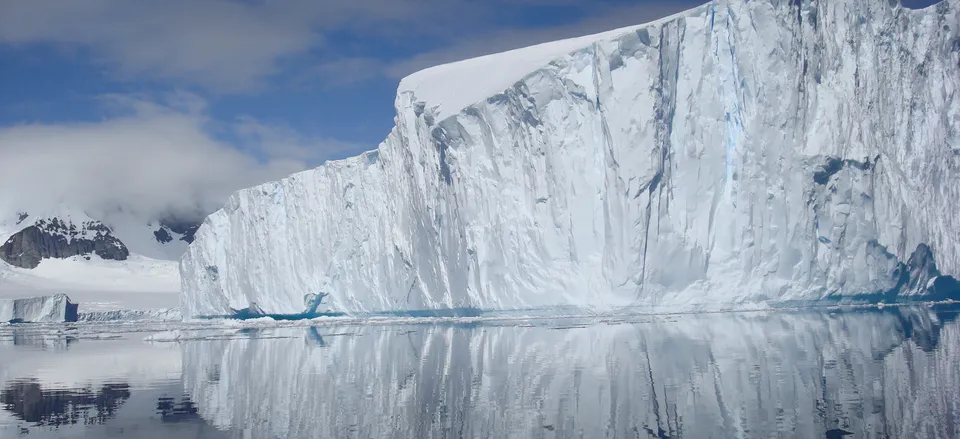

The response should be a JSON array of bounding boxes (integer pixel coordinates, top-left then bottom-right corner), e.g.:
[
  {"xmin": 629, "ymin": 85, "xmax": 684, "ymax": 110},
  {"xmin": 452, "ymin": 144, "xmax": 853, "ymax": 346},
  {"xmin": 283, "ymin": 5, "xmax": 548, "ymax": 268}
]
[{"xmin": 1, "ymin": 305, "xmax": 959, "ymax": 438}]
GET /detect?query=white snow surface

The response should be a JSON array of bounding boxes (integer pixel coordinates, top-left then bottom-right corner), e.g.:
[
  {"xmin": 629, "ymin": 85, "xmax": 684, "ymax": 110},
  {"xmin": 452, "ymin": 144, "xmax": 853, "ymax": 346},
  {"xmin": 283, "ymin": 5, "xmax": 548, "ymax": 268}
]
[
  {"xmin": 397, "ymin": 8, "xmax": 693, "ymax": 123},
  {"xmin": 0, "ymin": 206, "xmax": 96, "ymax": 243},
  {"xmin": 0, "ymin": 256, "xmax": 180, "ymax": 311},
  {"xmin": 182, "ymin": 0, "xmax": 960, "ymax": 317}
]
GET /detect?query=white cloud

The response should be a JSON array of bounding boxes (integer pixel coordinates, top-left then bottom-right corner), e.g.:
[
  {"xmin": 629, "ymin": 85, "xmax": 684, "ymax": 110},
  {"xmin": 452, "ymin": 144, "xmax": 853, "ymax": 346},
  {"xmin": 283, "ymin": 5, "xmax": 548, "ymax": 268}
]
[
  {"xmin": 232, "ymin": 116, "xmax": 366, "ymax": 163},
  {"xmin": 0, "ymin": 0, "xmax": 489, "ymax": 93},
  {"xmin": 0, "ymin": 0, "xmax": 319, "ymax": 93},
  {"xmin": 0, "ymin": 0, "xmax": 700, "ymax": 92},
  {"xmin": 297, "ymin": 1, "xmax": 701, "ymax": 87},
  {"xmin": 310, "ymin": 58, "xmax": 388, "ymax": 88},
  {"xmin": 0, "ymin": 93, "xmax": 358, "ymax": 221}
]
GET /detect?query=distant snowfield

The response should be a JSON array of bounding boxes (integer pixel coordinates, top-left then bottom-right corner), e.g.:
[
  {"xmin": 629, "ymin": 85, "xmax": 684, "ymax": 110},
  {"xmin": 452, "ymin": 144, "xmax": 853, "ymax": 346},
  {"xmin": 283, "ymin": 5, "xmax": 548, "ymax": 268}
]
[
  {"xmin": 0, "ymin": 205, "xmax": 186, "ymax": 314},
  {"xmin": 0, "ymin": 255, "xmax": 179, "ymax": 311}
]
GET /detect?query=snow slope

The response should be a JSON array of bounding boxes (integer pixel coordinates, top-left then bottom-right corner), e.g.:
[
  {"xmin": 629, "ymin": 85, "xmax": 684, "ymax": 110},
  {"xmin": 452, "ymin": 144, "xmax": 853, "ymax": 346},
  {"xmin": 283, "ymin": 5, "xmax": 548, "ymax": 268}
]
[
  {"xmin": 103, "ymin": 217, "xmax": 188, "ymax": 261},
  {"xmin": 181, "ymin": 0, "xmax": 960, "ymax": 317},
  {"xmin": 0, "ymin": 256, "xmax": 179, "ymax": 311}
]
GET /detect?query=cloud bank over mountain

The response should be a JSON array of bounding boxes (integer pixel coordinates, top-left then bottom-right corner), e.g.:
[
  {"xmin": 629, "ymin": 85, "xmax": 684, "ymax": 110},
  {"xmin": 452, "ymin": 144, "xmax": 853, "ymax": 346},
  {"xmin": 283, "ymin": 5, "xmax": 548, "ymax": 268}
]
[{"xmin": 0, "ymin": 92, "xmax": 357, "ymax": 221}]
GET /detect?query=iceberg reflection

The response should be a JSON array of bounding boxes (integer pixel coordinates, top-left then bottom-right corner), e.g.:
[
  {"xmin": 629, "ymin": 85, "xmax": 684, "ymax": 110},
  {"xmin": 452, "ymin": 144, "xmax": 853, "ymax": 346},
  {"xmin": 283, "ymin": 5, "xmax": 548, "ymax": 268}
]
[
  {"xmin": 181, "ymin": 307, "xmax": 960, "ymax": 438},
  {"xmin": 1, "ymin": 379, "xmax": 130, "ymax": 427}
]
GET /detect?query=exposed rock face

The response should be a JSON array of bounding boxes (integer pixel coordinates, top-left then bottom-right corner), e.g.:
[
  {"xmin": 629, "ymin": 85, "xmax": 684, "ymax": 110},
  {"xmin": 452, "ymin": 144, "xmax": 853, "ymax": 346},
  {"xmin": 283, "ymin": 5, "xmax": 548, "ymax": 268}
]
[
  {"xmin": 0, "ymin": 218, "xmax": 129, "ymax": 269},
  {"xmin": 154, "ymin": 219, "xmax": 200, "ymax": 244},
  {"xmin": 153, "ymin": 227, "xmax": 174, "ymax": 244}
]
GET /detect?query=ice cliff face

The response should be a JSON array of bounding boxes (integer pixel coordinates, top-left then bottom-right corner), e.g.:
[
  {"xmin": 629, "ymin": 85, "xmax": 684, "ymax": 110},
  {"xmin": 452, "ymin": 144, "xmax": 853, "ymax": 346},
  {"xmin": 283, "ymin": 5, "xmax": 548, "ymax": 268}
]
[
  {"xmin": 181, "ymin": 0, "xmax": 960, "ymax": 317},
  {"xmin": 0, "ymin": 294, "xmax": 78, "ymax": 323}
]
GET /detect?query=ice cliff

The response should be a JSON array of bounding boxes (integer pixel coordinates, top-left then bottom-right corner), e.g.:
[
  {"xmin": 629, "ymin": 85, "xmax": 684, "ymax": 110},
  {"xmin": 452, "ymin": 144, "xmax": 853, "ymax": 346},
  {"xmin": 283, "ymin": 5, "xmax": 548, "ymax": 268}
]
[
  {"xmin": 181, "ymin": 0, "xmax": 960, "ymax": 317},
  {"xmin": 0, "ymin": 210, "xmax": 129, "ymax": 269},
  {"xmin": 0, "ymin": 294, "xmax": 78, "ymax": 323}
]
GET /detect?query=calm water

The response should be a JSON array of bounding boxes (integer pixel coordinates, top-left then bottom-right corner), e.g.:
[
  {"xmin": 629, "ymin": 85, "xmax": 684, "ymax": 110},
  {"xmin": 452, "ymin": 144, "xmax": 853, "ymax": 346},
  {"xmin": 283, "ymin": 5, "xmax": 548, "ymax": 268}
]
[{"xmin": 1, "ymin": 306, "xmax": 959, "ymax": 438}]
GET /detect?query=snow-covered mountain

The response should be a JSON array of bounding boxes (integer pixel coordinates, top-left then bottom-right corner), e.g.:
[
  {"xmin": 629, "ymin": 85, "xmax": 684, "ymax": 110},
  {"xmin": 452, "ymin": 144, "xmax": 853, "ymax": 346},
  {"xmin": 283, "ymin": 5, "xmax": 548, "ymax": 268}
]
[
  {"xmin": 181, "ymin": 0, "xmax": 960, "ymax": 317},
  {"xmin": 1, "ymin": 211, "xmax": 127, "ymax": 269},
  {"xmin": 0, "ymin": 207, "xmax": 198, "ymax": 310},
  {"xmin": 0, "ymin": 208, "xmax": 199, "ymax": 267}
]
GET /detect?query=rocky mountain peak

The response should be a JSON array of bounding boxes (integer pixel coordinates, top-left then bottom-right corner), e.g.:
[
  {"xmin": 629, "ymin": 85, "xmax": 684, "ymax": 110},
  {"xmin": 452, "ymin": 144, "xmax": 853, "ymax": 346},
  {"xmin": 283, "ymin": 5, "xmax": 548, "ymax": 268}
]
[{"xmin": 0, "ymin": 214, "xmax": 129, "ymax": 269}]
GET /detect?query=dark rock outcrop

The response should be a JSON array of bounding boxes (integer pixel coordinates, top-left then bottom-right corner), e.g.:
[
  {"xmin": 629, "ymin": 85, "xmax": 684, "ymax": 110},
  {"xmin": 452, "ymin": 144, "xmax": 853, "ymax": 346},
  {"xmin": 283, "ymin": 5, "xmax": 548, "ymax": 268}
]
[
  {"xmin": 153, "ymin": 228, "xmax": 173, "ymax": 244},
  {"xmin": 156, "ymin": 218, "xmax": 201, "ymax": 244},
  {"xmin": 0, "ymin": 218, "xmax": 129, "ymax": 269}
]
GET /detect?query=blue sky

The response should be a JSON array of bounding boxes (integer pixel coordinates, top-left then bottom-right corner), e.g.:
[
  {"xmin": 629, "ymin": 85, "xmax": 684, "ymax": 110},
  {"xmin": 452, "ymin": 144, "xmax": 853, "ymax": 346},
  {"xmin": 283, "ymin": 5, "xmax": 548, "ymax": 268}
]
[
  {"xmin": 0, "ymin": 0, "xmax": 944, "ymax": 219},
  {"xmin": 0, "ymin": 0, "xmax": 702, "ymax": 150}
]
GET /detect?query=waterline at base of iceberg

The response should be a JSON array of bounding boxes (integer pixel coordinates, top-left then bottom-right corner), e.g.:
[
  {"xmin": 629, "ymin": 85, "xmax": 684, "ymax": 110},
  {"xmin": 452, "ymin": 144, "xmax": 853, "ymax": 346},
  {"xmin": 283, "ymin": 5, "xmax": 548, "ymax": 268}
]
[{"xmin": 186, "ymin": 299, "xmax": 960, "ymax": 325}]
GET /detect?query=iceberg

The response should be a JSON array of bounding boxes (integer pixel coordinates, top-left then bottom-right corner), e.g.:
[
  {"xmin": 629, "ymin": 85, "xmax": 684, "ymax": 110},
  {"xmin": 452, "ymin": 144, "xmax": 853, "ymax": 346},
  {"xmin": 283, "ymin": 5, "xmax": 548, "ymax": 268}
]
[
  {"xmin": 181, "ymin": 0, "xmax": 960, "ymax": 317},
  {"xmin": 76, "ymin": 308, "xmax": 182, "ymax": 322},
  {"xmin": 0, "ymin": 293, "xmax": 79, "ymax": 323}
]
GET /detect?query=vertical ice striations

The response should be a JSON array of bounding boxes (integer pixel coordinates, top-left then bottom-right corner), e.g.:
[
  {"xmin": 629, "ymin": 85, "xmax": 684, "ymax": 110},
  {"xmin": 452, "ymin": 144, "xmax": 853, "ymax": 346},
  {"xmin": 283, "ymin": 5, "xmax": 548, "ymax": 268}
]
[{"xmin": 181, "ymin": 0, "xmax": 960, "ymax": 317}]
